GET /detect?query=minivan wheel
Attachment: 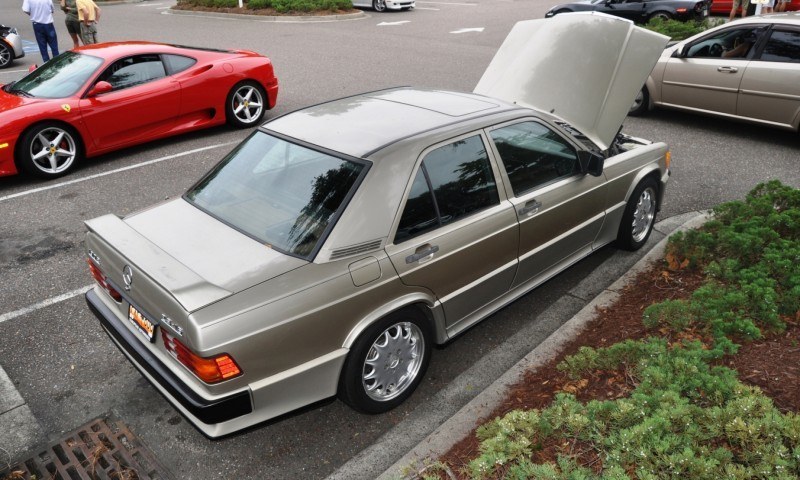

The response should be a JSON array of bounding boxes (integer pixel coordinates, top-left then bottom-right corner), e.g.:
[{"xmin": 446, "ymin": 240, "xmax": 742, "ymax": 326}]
[
  {"xmin": 339, "ymin": 309, "xmax": 431, "ymax": 413},
  {"xmin": 373, "ymin": 0, "xmax": 387, "ymax": 11}
]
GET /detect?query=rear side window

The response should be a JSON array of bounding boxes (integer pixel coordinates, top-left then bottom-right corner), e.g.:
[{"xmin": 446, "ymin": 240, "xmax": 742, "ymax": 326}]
[
  {"xmin": 395, "ymin": 135, "xmax": 499, "ymax": 243},
  {"xmin": 760, "ymin": 30, "xmax": 800, "ymax": 63},
  {"xmin": 162, "ymin": 54, "xmax": 197, "ymax": 74}
]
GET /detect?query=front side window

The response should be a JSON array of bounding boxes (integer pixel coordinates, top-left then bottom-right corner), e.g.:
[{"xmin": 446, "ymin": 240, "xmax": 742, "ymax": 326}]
[
  {"xmin": 760, "ymin": 30, "xmax": 800, "ymax": 63},
  {"xmin": 687, "ymin": 27, "xmax": 764, "ymax": 59},
  {"xmin": 395, "ymin": 135, "xmax": 499, "ymax": 243},
  {"xmin": 186, "ymin": 131, "xmax": 367, "ymax": 259},
  {"xmin": 490, "ymin": 121, "xmax": 579, "ymax": 196},
  {"xmin": 98, "ymin": 54, "xmax": 166, "ymax": 91}
]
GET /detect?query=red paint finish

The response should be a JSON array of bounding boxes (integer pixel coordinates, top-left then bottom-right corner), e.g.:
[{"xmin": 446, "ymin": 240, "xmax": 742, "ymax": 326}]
[{"xmin": 0, "ymin": 41, "xmax": 279, "ymax": 178}]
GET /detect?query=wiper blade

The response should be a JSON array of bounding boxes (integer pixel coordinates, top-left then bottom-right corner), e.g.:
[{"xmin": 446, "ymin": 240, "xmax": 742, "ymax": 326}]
[{"xmin": 9, "ymin": 88, "xmax": 34, "ymax": 98}]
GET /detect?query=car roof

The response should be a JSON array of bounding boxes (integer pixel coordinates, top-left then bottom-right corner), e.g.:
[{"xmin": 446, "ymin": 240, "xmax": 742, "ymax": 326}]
[
  {"xmin": 262, "ymin": 87, "xmax": 522, "ymax": 158},
  {"xmin": 730, "ymin": 11, "xmax": 800, "ymax": 26},
  {"xmin": 71, "ymin": 41, "xmax": 242, "ymax": 60}
]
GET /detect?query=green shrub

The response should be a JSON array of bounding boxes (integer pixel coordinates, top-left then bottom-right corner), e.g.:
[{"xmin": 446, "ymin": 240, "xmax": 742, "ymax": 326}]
[
  {"xmin": 458, "ymin": 182, "xmax": 800, "ymax": 479},
  {"xmin": 642, "ymin": 17, "xmax": 721, "ymax": 41}
]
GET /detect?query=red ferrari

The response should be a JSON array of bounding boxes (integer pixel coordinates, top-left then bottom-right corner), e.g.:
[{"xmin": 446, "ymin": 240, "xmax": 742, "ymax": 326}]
[{"xmin": 0, "ymin": 42, "xmax": 278, "ymax": 179}]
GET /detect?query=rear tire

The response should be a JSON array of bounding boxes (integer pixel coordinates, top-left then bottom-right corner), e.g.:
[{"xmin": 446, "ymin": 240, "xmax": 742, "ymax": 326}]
[
  {"xmin": 616, "ymin": 177, "xmax": 659, "ymax": 251},
  {"xmin": 339, "ymin": 308, "xmax": 431, "ymax": 414},
  {"xmin": 225, "ymin": 81, "xmax": 267, "ymax": 128},
  {"xmin": 17, "ymin": 122, "xmax": 83, "ymax": 179}
]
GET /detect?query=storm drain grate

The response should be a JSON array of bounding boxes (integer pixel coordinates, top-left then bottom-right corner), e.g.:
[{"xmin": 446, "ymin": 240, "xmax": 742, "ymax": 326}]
[{"xmin": 1, "ymin": 417, "xmax": 173, "ymax": 480}]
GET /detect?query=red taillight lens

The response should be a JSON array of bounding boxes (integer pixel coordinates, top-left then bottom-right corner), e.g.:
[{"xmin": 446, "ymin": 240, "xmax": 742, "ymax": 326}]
[
  {"xmin": 87, "ymin": 259, "xmax": 122, "ymax": 302},
  {"xmin": 161, "ymin": 330, "xmax": 242, "ymax": 384}
]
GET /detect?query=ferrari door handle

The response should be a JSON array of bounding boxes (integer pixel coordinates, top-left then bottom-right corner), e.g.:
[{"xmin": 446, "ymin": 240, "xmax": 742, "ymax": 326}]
[
  {"xmin": 406, "ymin": 244, "xmax": 440, "ymax": 264},
  {"xmin": 518, "ymin": 199, "xmax": 542, "ymax": 216},
  {"xmin": 717, "ymin": 66, "xmax": 738, "ymax": 73}
]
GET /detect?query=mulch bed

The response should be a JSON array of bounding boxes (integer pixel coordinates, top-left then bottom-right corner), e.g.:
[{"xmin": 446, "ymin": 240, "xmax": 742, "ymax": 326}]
[{"xmin": 435, "ymin": 262, "xmax": 800, "ymax": 477}]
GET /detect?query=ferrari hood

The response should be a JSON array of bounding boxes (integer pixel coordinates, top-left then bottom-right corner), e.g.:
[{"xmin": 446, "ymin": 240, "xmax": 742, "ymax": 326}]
[{"xmin": 474, "ymin": 12, "xmax": 669, "ymax": 150}]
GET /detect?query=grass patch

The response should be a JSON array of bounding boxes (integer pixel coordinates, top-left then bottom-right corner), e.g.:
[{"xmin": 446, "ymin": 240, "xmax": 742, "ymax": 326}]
[{"xmin": 643, "ymin": 17, "xmax": 723, "ymax": 41}]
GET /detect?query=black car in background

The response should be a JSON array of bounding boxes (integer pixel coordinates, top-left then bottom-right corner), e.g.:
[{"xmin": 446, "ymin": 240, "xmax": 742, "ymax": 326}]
[{"xmin": 545, "ymin": 0, "xmax": 711, "ymax": 23}]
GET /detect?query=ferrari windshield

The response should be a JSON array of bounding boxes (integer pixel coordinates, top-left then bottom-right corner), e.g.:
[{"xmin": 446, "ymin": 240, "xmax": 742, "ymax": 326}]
[
  {"xmin": 186, "ymin": 131, "xmax": 367, "ymax": 259},
  {"xmin": 7, "ymin": 51, "xmax": 103, "ymax": 98}
]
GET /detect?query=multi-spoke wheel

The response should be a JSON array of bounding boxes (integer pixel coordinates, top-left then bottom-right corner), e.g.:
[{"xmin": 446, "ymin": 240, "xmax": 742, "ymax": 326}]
[
  {"xmin": 225, "ymin": 81, "xmax": 266, "ymax": 128},
  {"xmin": 339, "ymin": 309, "xmax": 431, "ymax": 413},
  {"xmin": 617, "ymin": 178, "xmax": 659, "ymax": 251},
  {"xmin": 0, "ymin": 42, "xmax": 12, "ymax": 69},
  {"xmin": 373, "ymin": 0, "xmax": 387, "ymax": 12},
  {"xmin": 18, "ymin": 123, "xmax": 82, "ymax": 178}
]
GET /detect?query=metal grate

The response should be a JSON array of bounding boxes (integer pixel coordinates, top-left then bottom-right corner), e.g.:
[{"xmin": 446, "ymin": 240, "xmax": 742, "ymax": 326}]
[{"xmin": 1, "ymin": 417, "xmax": 174, "ymax": 480}]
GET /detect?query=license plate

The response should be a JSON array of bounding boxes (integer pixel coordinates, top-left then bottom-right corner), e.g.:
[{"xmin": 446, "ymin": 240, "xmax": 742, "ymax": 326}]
[{"xmin": 128, "ymin": 304, "xmax": 157, "ymax": 342}]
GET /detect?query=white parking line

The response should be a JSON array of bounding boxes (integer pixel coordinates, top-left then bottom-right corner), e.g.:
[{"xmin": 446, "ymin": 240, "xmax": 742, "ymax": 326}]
[
  {"xmin": 0, "ymin": 142, "xmax": 235, "ymax": 204},
  {"xmin": 0, "ymin": 69, "xmax": 31, "ymax": 74},
  {"xmin": 416, "ymin": 1, "xmax": 476, "ymax": 5},
  {"xmin": 0, "ymin": 285, "xmax": 92, "ymax": 325}
]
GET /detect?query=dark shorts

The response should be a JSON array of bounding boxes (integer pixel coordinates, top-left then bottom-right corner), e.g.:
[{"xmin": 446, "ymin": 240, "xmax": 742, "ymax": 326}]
[{"xmin": 65, "ymin": 18, "xmax": 81, "ymax": 35}]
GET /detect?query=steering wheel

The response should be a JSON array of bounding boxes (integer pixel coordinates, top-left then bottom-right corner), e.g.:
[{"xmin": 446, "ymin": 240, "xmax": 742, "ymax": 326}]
[{"xmin": 708, "ymin": 42, "xmax": 724, "ymax": 57}]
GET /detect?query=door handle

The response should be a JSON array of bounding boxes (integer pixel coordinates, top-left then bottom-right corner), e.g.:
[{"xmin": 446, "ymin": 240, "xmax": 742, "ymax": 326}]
[
  {"xmin": 405, "ymin": 244, "xmax": 440, "ymax": 264},
  {"xmin": 518, "ymin": 200, "xmax": 542, "ymax": 216},
  {"xmin": 717, "ymin": 66, "xmax": 738, "ymax": 73}
]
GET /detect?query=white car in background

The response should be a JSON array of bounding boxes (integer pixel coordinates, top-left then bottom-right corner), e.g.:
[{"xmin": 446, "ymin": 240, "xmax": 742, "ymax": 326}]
[
  {"xmin": 351, "ymin": 0, "xmax": 414, "ymax": 12},
  {"xmin": 0, "ymin": 25, "xmax": 25, "ymax": 69}
]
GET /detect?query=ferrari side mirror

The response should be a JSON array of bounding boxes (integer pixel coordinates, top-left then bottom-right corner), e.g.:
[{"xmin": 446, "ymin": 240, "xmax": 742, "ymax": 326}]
[{"xmin": 87, "ymin": 81, "xmax": 113, "ymax": 97}]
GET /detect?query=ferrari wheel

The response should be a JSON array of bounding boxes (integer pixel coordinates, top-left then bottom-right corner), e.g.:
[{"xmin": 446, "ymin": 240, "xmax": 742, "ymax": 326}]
[
  {"xmin": 373, "ymin": 0, "xmax": 387, "ymax": 11},
  {"xmin": 0, "ymin": 42, "xmax": 12, "ymax": 69},
  {"xmin": 18, "ymin": 123, "xmax": 82, "ymax": 179},
  {"xmin": 226, "ymin": 81, "xmax": 266, "ymax": 128},
  {"xmin": 339, "ymin": 308, "xmax": 431, "ymax": 414}
]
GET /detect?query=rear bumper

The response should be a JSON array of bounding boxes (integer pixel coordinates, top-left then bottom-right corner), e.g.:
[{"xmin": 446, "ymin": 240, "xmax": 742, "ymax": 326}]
[{"xmin": 86, "ymin": 289, "xmax": 253, "ymax": 428}]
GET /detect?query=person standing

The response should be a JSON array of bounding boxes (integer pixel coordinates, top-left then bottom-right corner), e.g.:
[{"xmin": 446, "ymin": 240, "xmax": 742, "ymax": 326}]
[
  {"xmin": 22, "ymin": 0, "xmax": 59, "ymax": 62},
  {"xmin": 60, "ymin": 0, "xmax": 81, "ymax": 49},
  {"xmin": 76, "ymin": 0, "xmax": 100, "ymax": 45},
  {"xmin": 729, "ymin": 0, "xmax": 750, "ymax": 20}
]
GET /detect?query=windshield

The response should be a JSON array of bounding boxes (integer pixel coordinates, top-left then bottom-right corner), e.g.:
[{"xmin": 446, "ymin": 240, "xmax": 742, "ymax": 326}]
[
  {"xmin": 186, "ymin": 131, "xmax": 367, "ymax": 259},
  {"xmin": 8, "ymin": 51, "xmax": 103, "ymax": 98}
]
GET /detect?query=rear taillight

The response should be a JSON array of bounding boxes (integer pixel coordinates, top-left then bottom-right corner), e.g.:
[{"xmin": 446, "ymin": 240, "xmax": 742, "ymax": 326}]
[
  {"xmin": 161, "ymin": 330, "xmax": 242, "ymax": 384},
  {"xmin": 87, "ymin": 259, "xmax": 122, "ymax": 302}
]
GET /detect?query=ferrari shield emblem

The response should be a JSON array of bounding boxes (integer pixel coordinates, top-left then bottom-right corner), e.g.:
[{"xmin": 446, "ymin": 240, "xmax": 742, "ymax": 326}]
[{"xmin": 61, "ymin": 104, "xmax": 71, "ymax": 113}]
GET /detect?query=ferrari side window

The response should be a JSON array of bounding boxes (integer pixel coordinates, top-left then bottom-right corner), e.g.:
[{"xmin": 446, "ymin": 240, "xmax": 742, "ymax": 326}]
[
  {"xmin": 163, "ymin": 54, "xmax": 197, "ymax": 74},
  {"xmin": 100, "ymin": 54, "xmax": 167, "ymax": 91}
]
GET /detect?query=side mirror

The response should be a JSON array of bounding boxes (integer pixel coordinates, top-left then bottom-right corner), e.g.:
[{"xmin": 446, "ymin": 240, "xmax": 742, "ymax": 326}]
[
  {"xmin": 28, "ymin": 64, "xmax": 38, "ymax": 72},
  {"xmin": 672, "ymin": 44, "xmax": 685, "ymax": 58},
  {"xmin": 578, "ymin": 150, "xmax": 604, "ymax": 177},
  {"xmin": 87, "ymin": 81, "xmax": 113, "ymax": 97}
]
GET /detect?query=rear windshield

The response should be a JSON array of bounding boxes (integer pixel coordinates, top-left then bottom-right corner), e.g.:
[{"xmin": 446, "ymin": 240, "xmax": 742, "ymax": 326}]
[{"xmin": 186, "ymin": 131, "xmax": 367, "ymax": 259}]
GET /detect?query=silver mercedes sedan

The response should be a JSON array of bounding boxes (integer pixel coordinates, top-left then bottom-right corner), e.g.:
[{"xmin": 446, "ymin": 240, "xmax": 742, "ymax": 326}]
[
  {"xmin": 630, "ymin": 13, "xmax": 800, "ymax": 132},
  {"xmin": 84, "ymin": 13, "xmax": 671, "ymax": 437}
]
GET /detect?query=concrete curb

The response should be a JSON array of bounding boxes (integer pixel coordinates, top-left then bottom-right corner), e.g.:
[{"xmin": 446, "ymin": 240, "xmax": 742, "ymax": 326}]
[
  {"xmin": 376, "ymin": 211, "xmax": 712, "ymax": 479},
  {"xmin": 165, "ymin": 7, "xmax": 367, "ymax": 23},
  {"xmin": 0, "ymin": 365, "xmax": 44, "ymax": 470}
]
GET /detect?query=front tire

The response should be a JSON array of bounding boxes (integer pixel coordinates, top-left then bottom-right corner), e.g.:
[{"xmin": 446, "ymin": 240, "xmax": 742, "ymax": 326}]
[
  {"xmin": 225, "ymin": 81, "xmax": 267, "ymax": 128},
  {"xmin": 339, "ymin": 309, "xmax": 431, "ymax": 414},
  {"xmin": 617, "ymin": 177, "xmax": 659, "ymax": 251},
  {"xmin": 629, "ymin": 86, "xmax": 649, "ymax": 117},
  {"xmin": 373, "ymin": 0, "xmax": 387, "ymax": 11},
  {"xmin": 17, "ymin": 122, "xmax": 83, "ymax": 179},
  {"xmin": 648, "ymin": 11, "xmax": 672, "ymax": 21}
]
